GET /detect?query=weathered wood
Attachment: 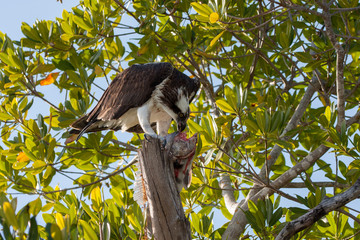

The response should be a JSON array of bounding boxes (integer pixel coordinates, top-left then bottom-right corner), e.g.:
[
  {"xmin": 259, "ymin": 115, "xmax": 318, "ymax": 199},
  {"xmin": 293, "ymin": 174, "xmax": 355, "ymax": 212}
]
[{"xmin": 138, "ymin": 136, "xmax": 191, "ymax": 240}]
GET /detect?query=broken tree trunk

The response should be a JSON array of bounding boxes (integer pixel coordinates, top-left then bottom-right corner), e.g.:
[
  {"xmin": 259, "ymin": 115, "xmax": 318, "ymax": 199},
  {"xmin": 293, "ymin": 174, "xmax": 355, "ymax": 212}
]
[{"xmin": 138, "ymin": 134, "xmax": 192, "ymax": 240}]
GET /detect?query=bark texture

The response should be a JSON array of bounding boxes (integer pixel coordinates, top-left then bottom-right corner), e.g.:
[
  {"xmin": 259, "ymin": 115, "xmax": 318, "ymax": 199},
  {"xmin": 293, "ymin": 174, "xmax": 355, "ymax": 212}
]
[
  {"xmin": 138, "ymin": 135, "xmax": 191, "ymax": 240},
  {"xmin": 276, "ymin": 177, "xmax": 360, "ymax": 239}
]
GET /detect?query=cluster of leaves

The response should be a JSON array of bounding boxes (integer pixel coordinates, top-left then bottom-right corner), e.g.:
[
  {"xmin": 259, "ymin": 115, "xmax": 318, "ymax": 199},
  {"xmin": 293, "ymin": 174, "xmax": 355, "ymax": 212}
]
[{"xmin": 1, "ymin": 0, "xmax": 360, "ymax": 239}]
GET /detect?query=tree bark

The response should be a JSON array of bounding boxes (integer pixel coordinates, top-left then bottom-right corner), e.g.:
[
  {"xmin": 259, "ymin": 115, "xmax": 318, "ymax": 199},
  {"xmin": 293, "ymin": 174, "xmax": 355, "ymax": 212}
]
[
  {"xmin": 276, "ymin": 177, "xmax": 360, "ymax": 240},
  {"xmin": 138, "ymin": 136, "xmax": 191, "ymax": 240}
]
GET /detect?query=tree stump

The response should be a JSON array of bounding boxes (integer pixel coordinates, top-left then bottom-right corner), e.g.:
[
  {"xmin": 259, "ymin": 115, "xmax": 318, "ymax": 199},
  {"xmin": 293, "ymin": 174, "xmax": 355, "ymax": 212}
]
[{"xmin": 138, "ymin": 133, "xmax": 193, "ymax": 240}]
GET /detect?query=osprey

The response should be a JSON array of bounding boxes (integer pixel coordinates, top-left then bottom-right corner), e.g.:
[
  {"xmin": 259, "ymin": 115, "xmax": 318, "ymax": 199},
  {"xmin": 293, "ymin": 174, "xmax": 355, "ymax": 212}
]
[{"xmin": 68, "ymin": 62, "xmax": 200, "ymax": 141}]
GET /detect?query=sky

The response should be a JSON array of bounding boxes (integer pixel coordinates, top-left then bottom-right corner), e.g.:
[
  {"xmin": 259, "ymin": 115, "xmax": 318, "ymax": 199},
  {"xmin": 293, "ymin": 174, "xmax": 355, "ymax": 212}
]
[{"xmin": 0, "ymin": 1, "xmax": 75, "ymax": 39}]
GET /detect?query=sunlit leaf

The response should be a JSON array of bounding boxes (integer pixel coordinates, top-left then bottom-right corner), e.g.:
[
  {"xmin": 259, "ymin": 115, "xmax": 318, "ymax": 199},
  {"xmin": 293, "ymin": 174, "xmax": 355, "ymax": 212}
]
[
  {"xmin": 16, "ymin": 152, "xmax": 30, "ymax": 163},
  {"xmin": 216, "ymin": 98, "xmax": 235, "ymax": 114},
  {"xmin": 79, "ymin": 219, "xmax": 98, "ymax": 239},
  {"xmin": 29, "ymin": 198, "xmax": 42, "ymax": 216},
  {"xmin": 91, "ymin": 186, "xmax": 102, "ymax": 212},
  {"xmin": 209, "ymin": 12, "xmax": 219, "ymax": 23},
  {"xmin": 190, "ymin": 2, "xmax": 212, "ymax": 16},
  {"xmin": 39, "ymin": 72, "xmax": 59, "ymax": 86},
  {"xmin": 3, "ymin": 202, "xmax": 19, "ymax": 230}
]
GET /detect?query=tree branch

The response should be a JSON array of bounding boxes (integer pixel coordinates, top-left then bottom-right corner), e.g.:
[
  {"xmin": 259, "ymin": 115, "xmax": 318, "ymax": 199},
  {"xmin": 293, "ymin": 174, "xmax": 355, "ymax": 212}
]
[
  {"xmin": 245, "ymin": 77, "xmax": 319, "ymax": 200},
  {"xmin": 222, "ymin": 144, "xmax": 330, "ymax": 240},
  {"xmin": 219, "ymin": 173, "xmax": 240, "ymax": 214},
  {"xmin": 138, "ymin": 136, "xmax": 191, "ymax": 240},
  {"xmin": 224, "ymin": 106, "xmax": 360, "ymax": 239},
  {"xmin": 276, "ymin": 177, "xmax": 360, "ymax": 239},
  {"xmin": 320, "ymin": 1, "xmax": 346, "ymax": 128}
]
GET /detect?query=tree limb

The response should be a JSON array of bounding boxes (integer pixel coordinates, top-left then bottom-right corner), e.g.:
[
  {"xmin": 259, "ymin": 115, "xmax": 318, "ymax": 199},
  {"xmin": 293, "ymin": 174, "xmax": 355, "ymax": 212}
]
[
  {"xmin": 138, "ymin": 136, "xmax": 191, "ymax": 240},
  {"xmin": 320, "ymin": 1, "xmax": 346, "ymax": 128},
  {"xmin": 222, "ymin": 143, "xmax": 330, "ymax": 240},
  {"xmin": 276, "ymin": 177, "xmax": 360, "ymax": 240},
  {"xmin": 224, "ymin": 106, "xmax": 360, "ymax": 239},
  {"xmin": 219, "ymin": 173, "xmax": 240, "ymax": 214}
]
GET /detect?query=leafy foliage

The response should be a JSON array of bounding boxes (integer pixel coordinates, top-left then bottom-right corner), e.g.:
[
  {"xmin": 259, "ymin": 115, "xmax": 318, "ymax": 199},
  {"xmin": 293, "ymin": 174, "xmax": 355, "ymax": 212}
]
[{"xmin": 1, "ymin": 0, "xmax": 360, "ymax": 239}]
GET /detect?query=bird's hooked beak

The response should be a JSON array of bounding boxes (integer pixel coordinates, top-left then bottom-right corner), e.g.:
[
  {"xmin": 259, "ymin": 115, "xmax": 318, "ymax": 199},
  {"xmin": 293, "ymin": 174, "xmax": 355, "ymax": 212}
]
[{"xmin": 177, "ymin": 120, "xmax": 187, "ymax": 132}]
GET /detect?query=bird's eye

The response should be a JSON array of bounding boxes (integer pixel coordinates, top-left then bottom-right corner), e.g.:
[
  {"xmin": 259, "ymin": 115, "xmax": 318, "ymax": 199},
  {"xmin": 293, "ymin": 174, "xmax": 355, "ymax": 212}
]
[{"xmin": 179, "ymin": 113, "xmax": 184, "ymax": 118}]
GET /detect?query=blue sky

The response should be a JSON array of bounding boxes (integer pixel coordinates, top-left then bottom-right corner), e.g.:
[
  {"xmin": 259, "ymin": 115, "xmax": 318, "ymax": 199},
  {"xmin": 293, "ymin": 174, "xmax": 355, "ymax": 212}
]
[{"xmin": 0, "ymin": 1, "xmax": 75, "ymax": 39}]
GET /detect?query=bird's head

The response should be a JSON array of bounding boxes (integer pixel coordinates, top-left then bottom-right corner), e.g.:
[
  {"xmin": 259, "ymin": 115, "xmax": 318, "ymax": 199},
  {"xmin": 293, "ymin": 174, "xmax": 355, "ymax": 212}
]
[{"xmin": 176, "ymin": 110, "xmax": 189, "ymax": 132}]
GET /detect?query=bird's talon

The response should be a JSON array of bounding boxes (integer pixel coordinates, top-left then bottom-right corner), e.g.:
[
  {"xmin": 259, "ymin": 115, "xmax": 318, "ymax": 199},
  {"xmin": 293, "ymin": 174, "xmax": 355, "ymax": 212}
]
[
  {"xmin": 160, "ymin": 138, "xmax": 167, "ymax": 149},
  {"xmin": 144, "ymin": 133, "xmax": 157, "ymax": 142}
]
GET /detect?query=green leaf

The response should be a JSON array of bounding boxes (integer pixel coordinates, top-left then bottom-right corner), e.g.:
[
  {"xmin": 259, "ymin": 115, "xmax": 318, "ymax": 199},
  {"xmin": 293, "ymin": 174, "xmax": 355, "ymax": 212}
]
[
  {"xmin": 3, "ymin": 202, "xmax": 19, "ymax": 230},
  {"xmin": 50, "ymin": 223, "xmax": 62, "ymax": 240},
  {"xmin": 256, "ymin": 110, "xmax": 265, "ymax": 133},
  {"xmin": 0, "ymin": 112, "xmax": 12, "ymax": 121},
  {"xmin": 81, "ymin": 200, "xmax": 99, "ymax": 221},
  {"xmin": 54, "ymin": 202, "xmax": 69, "ymax": 214},
  {"xmin": 188, "ymin": 119, "xmax": 204, "ymax": 134},
  {"xmin": 269, "ymin": 207, "xmax": 282, "ymax": 226},
  {"xmin": 190, "ymin": 2, "xmax": 212, "ymax": 17},
  {"xmin": 0, "ymin": 52, "xmax": 12, "ymax": 66},
  {"xmin": 78, "ymin": 39, "xmax": 98, "ymax": 50},
  {"xmin": 31, "ymin": 64, "xmax": 56, "ymax": 75},
  {"xmin": 17, "ymin": 205, "xmax": 30, "ymax": 233},
  {"xmin": 29, "ymin": 198, "xmax": 42, "ymax": 216},
  {"xmin": 21, "ymin": 23, "xmax": 42, "ymax": 42},
  {"xmin": 73, "ymin": 15, "xmax": 93, "ymax": 31},
  {"xmin": 52, "ymin": 59, "xmax": 75, "ymax": 71},
  {"xmin": 216, "ymin": 99, "xmax": 236, "ymax": 114},
  {"xmin": 294, "ymin": 52, "xmax": 313, "ymax": 63},
  {"xmin": 31, "ymin": 160, "xmax": 47, "ymax": 175},
  {"xmin": 28, "ymin": 216, "xmax": 39, "ymax": 239},
  {"xmin": 79, "ymin": 219, "xmax": 98, "ymax": 239}
]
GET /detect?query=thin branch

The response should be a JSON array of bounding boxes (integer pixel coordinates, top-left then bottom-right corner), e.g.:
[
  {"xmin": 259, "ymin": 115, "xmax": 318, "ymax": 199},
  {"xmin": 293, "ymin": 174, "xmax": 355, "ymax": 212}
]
[
  {"xmin": 225, "ymin": 6, "xmax": 283, "ymax": 23},
  {"xmin": 38, "ymin": 156, "xmax": 138, "ymax": 195},
  {"xmin": 271, "ymin": 0, "xmax": 323, "ymax": 17},
  {"xmin": 247, "ymin": 77, "xmax": 319, "ymax": 197},
  {"xmin": 284, "ymin": 181, "xmax": 349, "ymax": 189},
  {"xmin": 113, "ymin": 0, "xmax": 141, "ymax": 24},
  {"xmin": 110, "ymin": 139, "xmax": 137, "ymax": 152},
  {"xmin": 320, "ymin": 1, "xmax": 346, "ymax": 128}
]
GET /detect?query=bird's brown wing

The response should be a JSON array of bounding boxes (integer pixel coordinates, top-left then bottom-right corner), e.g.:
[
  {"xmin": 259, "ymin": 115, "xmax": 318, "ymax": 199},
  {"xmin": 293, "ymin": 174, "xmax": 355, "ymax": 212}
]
[{"xmin": 70, "ymin": 62, "xmax": 173, "ymax": 135}]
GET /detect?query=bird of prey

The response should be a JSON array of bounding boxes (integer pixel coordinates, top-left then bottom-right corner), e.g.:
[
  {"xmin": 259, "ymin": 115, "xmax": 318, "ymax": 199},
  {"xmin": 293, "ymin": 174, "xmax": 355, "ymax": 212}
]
[{"xmin": 67, "ymin": 62, "xmax": 200, "ymax": 141}]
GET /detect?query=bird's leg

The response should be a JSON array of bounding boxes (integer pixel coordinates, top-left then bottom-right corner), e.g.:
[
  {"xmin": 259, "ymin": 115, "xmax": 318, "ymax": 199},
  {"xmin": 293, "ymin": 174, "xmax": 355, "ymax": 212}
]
[
  {"xmin": 157, "ymin": 117, "xmax": 172, "ymax": 137},
  {"xmin": 156, "ymin": 118, "xmax": 172, "ymax": 148},
  {"xmin": 137, "ymin": 105, "xmax": 157, "ymax": 140},
  {"xmin": 137, "ymin": 105, "xmax": 166, "ymax": 146}
]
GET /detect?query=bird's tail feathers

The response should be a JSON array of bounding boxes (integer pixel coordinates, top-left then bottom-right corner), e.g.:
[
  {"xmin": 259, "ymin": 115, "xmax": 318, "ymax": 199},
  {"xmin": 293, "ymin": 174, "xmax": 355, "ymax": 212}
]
[
  {"xmin": 66, "ymin": 115, "xmax": 98, "ymax": 143},
  {"xmin": 75, "ymin": 118, "xmax": 97, "ymax": 141}
]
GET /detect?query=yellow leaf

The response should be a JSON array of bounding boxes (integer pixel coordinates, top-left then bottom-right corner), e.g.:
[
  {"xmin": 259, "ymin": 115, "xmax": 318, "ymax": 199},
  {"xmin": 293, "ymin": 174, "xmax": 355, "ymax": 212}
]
[
  {"xmin": 209, "ymin": 12, "xmax": 219, "ymax": 23},
  {"xmin": 221, "ymin": 122, "xmax": 231, "ymax": 138},
  {"xmin": 195, "ymin": 49, "xmax": 215, "ymax": 58},
  {"xmin": 40, "ymin": 72, "xmax": 59, "ymax": 86},
  {"xmin": 3, "ymin": 202, "xmax": 19, "ymax": 230},
  {"xmin": 137, "ymin": 44, "xmax": 149, "ymax": 56},
  {"xmin": 51, "ymin": 224, "xmax": 62, "ymax": 240},
  {"xmin": 91, "ymin": 186, "xmax": 102, "ymax": 212},
  {"xmin": 55, "ymin": 213, "xmax": 65, "ymax": 230},
  {"xmin": 210, "ymin": 30, "xmax": 225, "ymax": 47},
  {"xmin": 94, "ymin": 65, "xmax": 102, "ymax": 76},
  {"xmin": 16, "ymin": 152, "xmax": 30, "ymax": 162}
]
